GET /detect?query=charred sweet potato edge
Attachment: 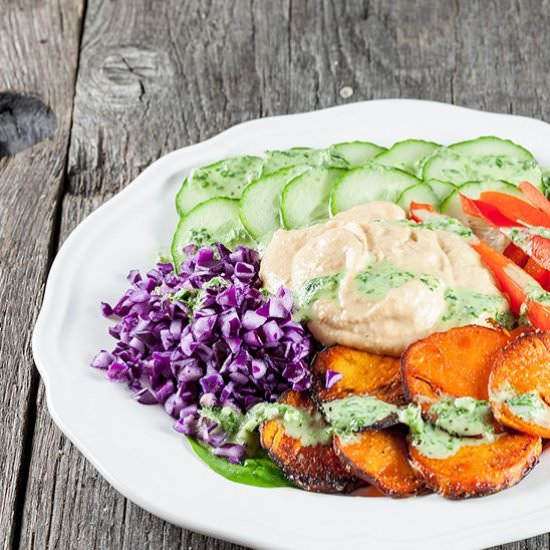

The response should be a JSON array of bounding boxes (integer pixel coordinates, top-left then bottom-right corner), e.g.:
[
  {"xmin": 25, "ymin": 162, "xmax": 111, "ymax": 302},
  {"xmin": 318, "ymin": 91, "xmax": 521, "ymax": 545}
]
[
  {"xmin": 489, "ymin": 331, "xmax": 550, "ymax": 438},
  {"xmin": 259, "ymin": 390, "xmax": 361, "ymax": 493}
]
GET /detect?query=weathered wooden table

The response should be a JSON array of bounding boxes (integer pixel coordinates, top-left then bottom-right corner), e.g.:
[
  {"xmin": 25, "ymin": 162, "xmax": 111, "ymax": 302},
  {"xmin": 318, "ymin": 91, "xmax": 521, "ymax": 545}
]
[{"xmin": 1, "ymin": 1, "xmax": 549, "ymax": 548}]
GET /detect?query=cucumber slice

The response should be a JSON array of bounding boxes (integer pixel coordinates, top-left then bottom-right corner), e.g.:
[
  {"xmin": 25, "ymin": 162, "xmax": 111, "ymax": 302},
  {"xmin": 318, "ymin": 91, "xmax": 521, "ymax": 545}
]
[
  {"xmin": 375, "ymin": 139, "xmax": 441, "ymax": 176},
  {"xmin": 239, "ymin": 166, "xmax": 308, "ymax": 244},
  {"xmin": 280, "ymin": 167, "xmax": 346, "ymax": 229},
  {"xmin": 449, "ymin": 136, "xmax": 534, "ymax": 161},
  {"xmin": 329, "ymin": 164, "xmax": 421, "ymax": 215},
  {"xmin": 425, "ymin": 179, "xmax": 457, "ymax": 203},
  {"xmin": 328, "ymin": 141, "xmax": 386, "ymax": 167},
  {"xmin": 397, "ymin": 184, "xmax": 439, "ymax": 212},
  {"xmin": 171, "ymin": 198, "xmax": 252, "ymax": 268},
  {"xmin": 176, "ymin": 156, "xmax": 263, "ymax": 215},
  {"xmin": 422, "ymin": 148, "xmax": 542, "ymax": 189},
  {"xmin": 441, "ymin": 180, "xmax": 522, "ymax": 220},
  {"xmin": 262, "ymin": 147, "xmax": 348, "ymax": 175},
  {"xmin": 175, "ymin": 178, "xmax": 189, "ymax": 216}
]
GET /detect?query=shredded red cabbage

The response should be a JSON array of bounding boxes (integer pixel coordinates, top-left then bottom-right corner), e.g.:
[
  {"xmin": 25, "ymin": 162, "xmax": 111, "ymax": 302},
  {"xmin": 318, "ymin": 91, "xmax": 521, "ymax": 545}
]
[
  {"xmin": 325, "ymin": 369, "xmax": 343, "ymax": 389},
  {"xmin": 91, "ymin": 243, "xmax": 313, "ymax": 461}
]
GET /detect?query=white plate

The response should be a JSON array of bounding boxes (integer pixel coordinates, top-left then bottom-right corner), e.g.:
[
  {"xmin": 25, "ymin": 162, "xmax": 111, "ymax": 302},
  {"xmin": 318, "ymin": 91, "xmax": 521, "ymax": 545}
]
[{"xmin": 33, "ymin": 100, "xmax": 550, "ymax": 550}]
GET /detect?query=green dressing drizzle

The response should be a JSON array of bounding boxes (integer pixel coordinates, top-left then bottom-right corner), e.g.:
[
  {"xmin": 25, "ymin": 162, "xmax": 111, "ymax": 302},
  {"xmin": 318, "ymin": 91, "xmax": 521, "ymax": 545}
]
[{"xmin": 492, "ymin": 383, "xmax": 550, "ymax": 428}]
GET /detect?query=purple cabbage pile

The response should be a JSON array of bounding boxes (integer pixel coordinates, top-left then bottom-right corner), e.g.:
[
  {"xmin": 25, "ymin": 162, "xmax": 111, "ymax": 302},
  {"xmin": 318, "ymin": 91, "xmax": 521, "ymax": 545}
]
[{"xmin": 92, "ymin": 243, "xmax": 313, "ymax": 461}]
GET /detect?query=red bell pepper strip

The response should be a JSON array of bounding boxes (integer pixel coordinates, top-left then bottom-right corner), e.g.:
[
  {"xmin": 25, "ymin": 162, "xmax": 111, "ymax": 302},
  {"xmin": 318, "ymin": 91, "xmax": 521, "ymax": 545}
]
[
  {"xmin": 532, "ymin": 235, "xmax": 550, "ymax": 271},
  {"xmin": 409, "ymin": 201, "xmax": 435, "ymax": 223},
  {"xmin": 524, "ymin": 257, "xmax": 548, "ymax": 286},
  {"xmin": 471, "ymin": 240, "xmax": 550, "ymax": 329},
  {"xmin": 500, "ymin": 228, "xmax": 550, "ymax": 271},
  {"xmin": 459, "ymin": 194, "xmax": 518, "ymax": 227},
  {"xmin": 503, "ymin": 243, "xmax": 529, "ymax": 268},
  {"xmin": 519, "ymin": 181, "xmax": 550, "ymax": 218},
  {"xmin": 470, "ymin": 240, "xmax": 527, "ymax": 315},
  {"xmin": 408, "ymin": 205, "xmax": 550, "ymax": 329},
  {"xmin": 526, "ymin": 299, "xmax": 550, "ymax": 330},
  {"xmin": 479, "ymin": 191, "xmax": 550, "ymax": 228}
]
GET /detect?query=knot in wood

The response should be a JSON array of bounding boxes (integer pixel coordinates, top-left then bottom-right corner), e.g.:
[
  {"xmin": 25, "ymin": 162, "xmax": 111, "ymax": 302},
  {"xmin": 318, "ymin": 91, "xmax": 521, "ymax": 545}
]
[{"xmin": 86, "ymin": 46, "xmax": 174, "ymax": 109}]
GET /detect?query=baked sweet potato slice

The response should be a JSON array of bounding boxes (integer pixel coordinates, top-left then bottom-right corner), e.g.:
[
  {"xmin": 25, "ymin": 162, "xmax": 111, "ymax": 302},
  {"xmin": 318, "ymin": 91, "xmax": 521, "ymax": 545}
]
[
  {"xmin": 489, "ymin": 331, "xmax": 550, "ymax": 437},
  {"xmin": 402, "ymin": 325, "xmax": 509, "ymax": 407},
  {"xmin": 312, "ymin": 345, "xmax": 406, "ymax": 407},
  {"xmin": 259, "ymin": 390, "xmax": 360, "ymax": 493},
  {"xmin": 334, "ymin": 426, "xmax": 426, "ymax": 497},
  {"xmin": 409, "ymin": 431, "xmax": 541, "ymax": 499}
]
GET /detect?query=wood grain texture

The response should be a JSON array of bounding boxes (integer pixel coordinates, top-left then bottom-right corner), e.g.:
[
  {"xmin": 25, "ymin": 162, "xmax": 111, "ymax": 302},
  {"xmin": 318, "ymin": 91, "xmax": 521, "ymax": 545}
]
[
  {"xmin": 7, "ymin": 0, "xmax": 550, "ymax": 549},
  {"xmin": 0, "ymin": 1, "xmax": 84, "ymax": 549},
  {"xmin": 18, "ymin": 1, "xmax": 270, "ymax": 548}
]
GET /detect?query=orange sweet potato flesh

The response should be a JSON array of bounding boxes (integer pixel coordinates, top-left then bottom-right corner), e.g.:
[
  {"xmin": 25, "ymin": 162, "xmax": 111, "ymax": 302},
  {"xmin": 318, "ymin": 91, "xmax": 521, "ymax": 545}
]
[
  {"xmin": 259, "ymin": 390, "xmax": 360, "ymax": 493},
  {"xmin": 409, "ymin": 431, "xmax": 541, "ymax": 499},
  {"xmin": 402, "ymin": 326, "xmax": 509, "ymax": 408},
  {"xmin": 489, "ymin": 332, "xmax": 550, "ymax": 437},
  {"xmin": 334, "ymin": 426, "xmax": 426, "ymax": 498},
  {"xmin": 312, "ymin": 345, "xmax": 406, "ymax": 407}
]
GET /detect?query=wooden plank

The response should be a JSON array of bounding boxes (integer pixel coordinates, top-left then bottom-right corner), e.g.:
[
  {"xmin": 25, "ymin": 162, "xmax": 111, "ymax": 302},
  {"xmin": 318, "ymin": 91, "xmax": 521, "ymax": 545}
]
[
  {"xmin": 0, "ymin": 1, "xmax": 84, "ymax": 549},
  {"xmin": 17, "ymin": 1, "xmax": 550, "ymax": 549},
  {"xmin": 19, "ymin": 0, "xmax": 285, "ymax": 548}
]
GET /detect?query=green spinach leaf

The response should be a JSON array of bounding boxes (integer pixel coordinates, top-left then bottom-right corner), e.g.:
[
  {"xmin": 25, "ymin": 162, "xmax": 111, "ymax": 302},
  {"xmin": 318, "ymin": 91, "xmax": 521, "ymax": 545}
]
[{"xmin": 187, "ymin": 437, "xmax": 294, "ymax": 488}]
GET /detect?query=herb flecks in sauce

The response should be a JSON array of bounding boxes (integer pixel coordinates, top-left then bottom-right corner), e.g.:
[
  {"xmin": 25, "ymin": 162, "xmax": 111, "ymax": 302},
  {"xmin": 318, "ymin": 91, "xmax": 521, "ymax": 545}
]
[
  {"xmin": 382, "ymin": 216, "xmax": 474, "ymax": 239},
  {"xmin": 200, "ymin": 392, "xmax": 501, "ymax": 460},
  {"xmin": 442, "ymin": 288, "xmax": 510, "ymax": 327},
  {"xmin": 525, "ymin": 284, "xmax": 550, "ymax": 306},
  {"xmin": 294, "ymin": 273, "xmax": 342, "ymax": 320},
  {"xmin": 504, "ymin": 226, "xmax": 550, "ymax": 251},
  {"xmin": 200, "ymin": 402, "xmax": 333, "ymax": 450},
  {"xmin": 492, "ymin": 383, "xmax": 550, "ymax": 428},
  {"xmin": 322, "ymin": 395, "xmax": 399, "ymax": 434},
  {"xmin": 189, "ymin": 227, "xmax": 213, "ymax": 247},
  {"xmin": 418, "ymin": 215, "xmax": 474, "ymax": 239},
  {"xmin": 429, "ymin": 396, "xmax": 494, "ymax": 437},
  {"xmin": 399, "ymin": 403, "xmax": 499, "ymax": 459},
  {"xmin": 355, "ymin": 262, "xmax": 441, "ymax": 299},
  {"xmin": 296, "ymin": 259, "xmax": 508, "ymax": 330}
]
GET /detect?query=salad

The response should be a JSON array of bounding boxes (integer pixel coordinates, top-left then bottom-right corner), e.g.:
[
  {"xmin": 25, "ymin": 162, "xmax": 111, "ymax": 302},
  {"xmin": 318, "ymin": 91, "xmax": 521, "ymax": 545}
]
[{"xmin": 92, "ymin": 136, "xmax": 550, "ymax": 499}]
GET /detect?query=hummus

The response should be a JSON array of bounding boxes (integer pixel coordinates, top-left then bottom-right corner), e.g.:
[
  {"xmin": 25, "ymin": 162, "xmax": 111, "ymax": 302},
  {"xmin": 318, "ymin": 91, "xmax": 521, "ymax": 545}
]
[{"xmin": 260, "ymin": 202, "xmax": 510, "ymax": 356}]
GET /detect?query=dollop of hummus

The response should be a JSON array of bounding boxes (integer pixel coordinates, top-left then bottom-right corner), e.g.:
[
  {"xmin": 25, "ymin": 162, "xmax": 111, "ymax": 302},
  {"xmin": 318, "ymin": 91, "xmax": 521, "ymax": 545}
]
[{"xmin": 260, "ymin": 202, "xmax": 510, "ymax": 356}]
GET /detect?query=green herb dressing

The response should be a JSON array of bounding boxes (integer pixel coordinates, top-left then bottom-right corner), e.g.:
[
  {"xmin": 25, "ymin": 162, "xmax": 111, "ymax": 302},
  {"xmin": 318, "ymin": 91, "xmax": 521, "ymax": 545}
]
[
  {"xmin": 505, "ymin": 226, "xmax": 550, "ymax": 250},
  {"xmin": 428, "ymin": 396, "xmax": 494, "ymax": 437},
  {"xmin": 492, "ymin": 383, "xmax": 550, "ymax": 428},
  {"xmin": 188, "ymin": 224, "xmax": 250, "ymax": 250},
  {"xmin": 295, "ymin": 258, "xmax": 509, "ymax": 329},
  {"xmin": 322, "ymin": 395, "xmax": 399, "ymax": 434},
  {"xmin": 399, "ymin": 404, "xmax": 499, "ymax": 459},
  {"xmin": 191, "ymin": 156, "xmax": 263, "ymax": 195},
  {"xmin": 381, "ymin": 216, "xmax": 474, "ymax": 239},
  {"xmin": 200, "ymin": 403, "xmax": 333, "ymax": 448},
  {"xmin": 417, "ymin": 215, "xmax": 474, "ymax": 239},
  {"xmin": 442, "ymin": 288, "xmax": 511, "ymax": 327},
  {"xmin": 293, "ymin": 273, "xmax": 342, "ymax": 321},
  {"xmin": 320, "ymin": 395, "xmax": 498, "ymax": 458},
  {"xmin": 525, "ymin": 283, "xmax": 550, "ymax": 306},
  {"xmin": 200, "ymin": 391, "xmax": 501, "ymax": 460},
  {"xmin": 354, "ymin": 261, "xmax": 442, "ymax": 299}
]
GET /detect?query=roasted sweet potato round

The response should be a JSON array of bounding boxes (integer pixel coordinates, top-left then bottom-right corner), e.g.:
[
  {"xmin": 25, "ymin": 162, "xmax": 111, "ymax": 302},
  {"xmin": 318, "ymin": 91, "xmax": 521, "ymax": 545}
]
[
  {"xmin": 489, "ymin": 331, "xmax": 550, "ymax": 438},
  {"xmin": 259, "ymin": 390, "xmax": 360, "ymax": 493},
  {"xmin": 402, "ymin": 325, "xmax": 509, "ymax": 407},
  {"xmin": 334, "ymin": 426, "xmax": 426, "ymax": 498},
  {"xmin": 312, "ymin": 345, "xmax": 406, "ymax": 407},
  {"xmin": 409, "ymin": 431, "xmax": 541, "ymax": 499}
]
